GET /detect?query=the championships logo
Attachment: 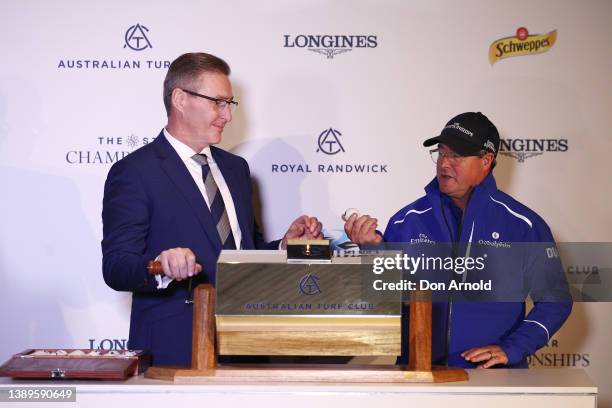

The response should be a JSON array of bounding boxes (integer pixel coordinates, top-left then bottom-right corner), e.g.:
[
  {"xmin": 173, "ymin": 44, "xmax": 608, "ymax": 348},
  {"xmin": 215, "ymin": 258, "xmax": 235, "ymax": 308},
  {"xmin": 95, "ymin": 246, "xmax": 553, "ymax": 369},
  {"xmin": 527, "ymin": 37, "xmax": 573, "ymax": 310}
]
[
  {"xmin": 499, "ymin": 138, "xmax": 568, "ymax": 163},
  {"xmin": 124, "ymin": 23, "xmax": 152, "ymax": 51},
  {"xmin": 528, "ymin": 339, "xmax": 590, "ymax": 368},
  {"xmin": 283, "ymin": 34, "xmax": 378, "ymax": 59},
  {"xmin": 489, "ymin": 27, "xmax": 557, "ymax": 65},
  {"xmin": 57, "ymin": 24, "xmax": 170, "ymax": 70},
  {"xmin": 270, "ymin": 127, "xmax": 389, "ymax": 174},
  {"xmin": 65, "ymin": 134, "xmax": 155, "ymax": 165}
]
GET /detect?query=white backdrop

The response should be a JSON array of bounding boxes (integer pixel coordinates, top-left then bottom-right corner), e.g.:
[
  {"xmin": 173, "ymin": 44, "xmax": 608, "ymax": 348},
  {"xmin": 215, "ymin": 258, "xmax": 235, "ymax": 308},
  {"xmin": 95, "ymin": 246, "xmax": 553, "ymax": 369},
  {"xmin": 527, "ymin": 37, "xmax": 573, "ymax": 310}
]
[{"xmin": 1, "ymin": 0, "xmax": 611, "ymax": 404}]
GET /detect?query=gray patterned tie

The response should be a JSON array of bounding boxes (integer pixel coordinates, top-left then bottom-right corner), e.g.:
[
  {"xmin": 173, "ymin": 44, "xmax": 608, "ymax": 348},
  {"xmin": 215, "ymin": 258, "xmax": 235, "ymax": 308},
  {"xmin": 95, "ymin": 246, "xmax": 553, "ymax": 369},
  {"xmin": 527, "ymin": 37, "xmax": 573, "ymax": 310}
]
[{"xmin": 192, "ymin": 154, "xmax": 236, "ymax": 249}]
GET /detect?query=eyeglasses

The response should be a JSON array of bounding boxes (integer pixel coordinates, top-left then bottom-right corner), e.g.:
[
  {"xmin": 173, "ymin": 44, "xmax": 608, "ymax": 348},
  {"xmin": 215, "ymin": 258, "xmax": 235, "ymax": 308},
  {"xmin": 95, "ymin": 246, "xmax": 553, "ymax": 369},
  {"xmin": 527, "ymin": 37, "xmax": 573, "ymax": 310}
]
[
  {"xmin": 429, "ymin": 148, "xmax": 485, "ymax": 164},
  {"xmin": 181, "ymin": 89, "xmax": 239, "ymax": 111}
]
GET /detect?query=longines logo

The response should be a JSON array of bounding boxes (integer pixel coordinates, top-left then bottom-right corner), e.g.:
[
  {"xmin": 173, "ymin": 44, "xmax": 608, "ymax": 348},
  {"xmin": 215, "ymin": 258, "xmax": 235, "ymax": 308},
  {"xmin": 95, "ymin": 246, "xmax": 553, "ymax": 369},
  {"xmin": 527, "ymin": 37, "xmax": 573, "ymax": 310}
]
[
  {"xmin": 88, "ymin": 338, "xmax": 128, "ymax": 351},
  {"xmin": 271, "ymin": 127, "xmax": 390, "ymax": 174},
  {"xmin": 317, "ymin": 128, "xmax": 345, "ymax": 155},
  {"xmin": 57, "ymin": 24, "xmax": 169, "ymax": 70},
  {"xmin": 499, "ymin": 138, "xmax": 568, "ymax": 162},
  {"xmin": 65, "ymin": 134, "xmax": 155, "ymax": 165},
  {"xmin": 528, "ymin": 339, "xmax": 590, "ymax": 367},
  {"xmin": 283, "ymin": 34, "xmax": 378, "ymax": 59},
  {"xmin": 299, "ymin": 273, "xmax": 321, "ymax": 296},
  {"xmin": 124, "ymin": 23, "xmax": 152, "ymax": 51}
]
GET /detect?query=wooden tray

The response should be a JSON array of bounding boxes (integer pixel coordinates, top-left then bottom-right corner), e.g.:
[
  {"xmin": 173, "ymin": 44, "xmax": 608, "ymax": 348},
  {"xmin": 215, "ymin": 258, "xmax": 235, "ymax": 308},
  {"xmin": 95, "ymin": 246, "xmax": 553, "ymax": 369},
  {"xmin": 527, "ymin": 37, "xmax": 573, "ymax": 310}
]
[{"xmin": 0, "ymin": 349, "xmax": 150, "ymax": 380}]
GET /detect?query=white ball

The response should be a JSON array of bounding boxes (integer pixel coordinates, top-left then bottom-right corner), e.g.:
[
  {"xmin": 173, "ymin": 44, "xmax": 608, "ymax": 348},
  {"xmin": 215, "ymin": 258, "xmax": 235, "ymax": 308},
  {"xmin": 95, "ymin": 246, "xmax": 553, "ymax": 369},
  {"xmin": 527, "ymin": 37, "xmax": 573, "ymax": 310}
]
[{"xmin": 342, "ymin": 208, "xmax": 361, "ymax": 221}]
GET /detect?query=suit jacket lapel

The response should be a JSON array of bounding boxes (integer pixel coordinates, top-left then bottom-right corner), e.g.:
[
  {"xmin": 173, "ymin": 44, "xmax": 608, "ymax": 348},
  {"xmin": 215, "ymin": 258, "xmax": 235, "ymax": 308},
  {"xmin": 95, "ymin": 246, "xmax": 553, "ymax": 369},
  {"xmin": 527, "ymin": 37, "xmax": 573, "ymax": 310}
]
[{"xmin": 154, "ymin": 133, "xmax": 222, "ymax": 252}]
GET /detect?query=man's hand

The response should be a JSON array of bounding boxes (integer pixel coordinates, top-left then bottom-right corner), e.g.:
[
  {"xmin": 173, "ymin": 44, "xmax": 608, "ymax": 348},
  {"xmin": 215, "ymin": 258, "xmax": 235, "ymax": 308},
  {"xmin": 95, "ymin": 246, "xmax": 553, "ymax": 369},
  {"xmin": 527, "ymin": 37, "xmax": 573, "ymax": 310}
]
[
  {"xmin": 461, "ymin": 345, "xmax": 509, "ymax": 368},
  {"xmin": 158, "ymin": 247, "xmax": 202, "ymax": 281},
  {"xmin": 280, "ymin": 215, "xmax": 323, "ymax": 249},
  {"xmin": 344, "ymin": 214, "xmax": 383, "ymax": 245}
]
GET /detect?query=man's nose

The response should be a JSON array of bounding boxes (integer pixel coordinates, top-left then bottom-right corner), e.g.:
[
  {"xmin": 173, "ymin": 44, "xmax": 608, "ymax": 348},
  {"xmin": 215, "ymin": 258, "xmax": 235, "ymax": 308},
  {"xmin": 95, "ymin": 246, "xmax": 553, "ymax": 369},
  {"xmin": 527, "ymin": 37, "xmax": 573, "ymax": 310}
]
[
  {"xmin": 437, "ymin": 154, "xmax": 452, "ymax": 169},
  {"xmin": 219, "ymin": 104, "xmax": 233, "ymax": 122}
]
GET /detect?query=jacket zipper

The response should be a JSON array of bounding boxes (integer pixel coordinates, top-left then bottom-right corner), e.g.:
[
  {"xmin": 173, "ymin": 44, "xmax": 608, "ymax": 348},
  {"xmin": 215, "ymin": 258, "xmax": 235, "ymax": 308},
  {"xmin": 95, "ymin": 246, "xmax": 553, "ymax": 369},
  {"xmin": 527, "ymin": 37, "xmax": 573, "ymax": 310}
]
[{"xmin": 442, "ymin": 198, "xmax": 466, "ymax": 366}]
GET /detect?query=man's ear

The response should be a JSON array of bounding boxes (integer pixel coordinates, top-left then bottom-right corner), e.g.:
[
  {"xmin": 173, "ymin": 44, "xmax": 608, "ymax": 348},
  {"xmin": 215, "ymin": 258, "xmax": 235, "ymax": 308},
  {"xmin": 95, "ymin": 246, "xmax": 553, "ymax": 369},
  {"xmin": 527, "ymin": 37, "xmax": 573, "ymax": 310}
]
[
  {"xmin": 482, "ymin": 152, "xmax": 494, "ymax": 169},
  {"xmin": 171, "ymin": 88, "xmax": 186, "ymax": 114}
]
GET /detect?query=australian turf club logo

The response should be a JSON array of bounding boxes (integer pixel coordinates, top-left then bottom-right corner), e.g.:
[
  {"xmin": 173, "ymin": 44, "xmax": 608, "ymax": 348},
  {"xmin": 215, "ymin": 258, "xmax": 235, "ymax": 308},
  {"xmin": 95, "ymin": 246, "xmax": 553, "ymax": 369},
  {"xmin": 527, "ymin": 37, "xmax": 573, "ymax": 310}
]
[
  {"xmin": 124, "ymin": 24, "xmax": 152, "ymax": 51},
  {"xmin": 317, "ymin": 128, "xmax": 345, "ymax": 155}
]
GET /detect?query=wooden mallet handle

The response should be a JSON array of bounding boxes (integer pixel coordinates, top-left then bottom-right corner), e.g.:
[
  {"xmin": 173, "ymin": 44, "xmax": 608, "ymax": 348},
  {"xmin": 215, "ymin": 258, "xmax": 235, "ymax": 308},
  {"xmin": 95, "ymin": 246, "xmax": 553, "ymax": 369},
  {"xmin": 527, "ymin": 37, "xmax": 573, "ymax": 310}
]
[
  {"xmin": 147, "ymin": 260, "xmax": 164, "ymax": 275},
  {"xmin": 147, "ymin": 260, "xmax": 203, "ymax": 276}
]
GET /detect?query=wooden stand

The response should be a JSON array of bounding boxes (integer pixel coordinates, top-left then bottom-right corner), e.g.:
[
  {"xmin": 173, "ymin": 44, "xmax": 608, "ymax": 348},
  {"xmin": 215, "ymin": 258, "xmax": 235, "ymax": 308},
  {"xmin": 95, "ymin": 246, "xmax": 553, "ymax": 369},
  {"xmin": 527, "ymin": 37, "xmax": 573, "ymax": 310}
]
[{"xmin": 146, "ymin": 285, "xmax": 468, "ymax": 383}]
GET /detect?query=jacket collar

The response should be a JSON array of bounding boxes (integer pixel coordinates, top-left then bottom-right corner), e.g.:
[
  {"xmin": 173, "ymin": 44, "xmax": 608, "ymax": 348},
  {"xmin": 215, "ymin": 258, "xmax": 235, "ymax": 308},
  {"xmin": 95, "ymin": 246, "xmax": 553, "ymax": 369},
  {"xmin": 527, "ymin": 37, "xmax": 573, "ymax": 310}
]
[
  {"xmin": 424, "ymin": 172, "xmax": 497, "ymax": 242},
  {"xmin": 152, "ymin": 132, "xmax": 253, "ymax": 250},
  {"xmin": 152, "ymin": 131, "xmax": 222, "ymax": 252},
  {"xmin": 424, "ymin": 172, "xmax": 497, "ymax": 206}
]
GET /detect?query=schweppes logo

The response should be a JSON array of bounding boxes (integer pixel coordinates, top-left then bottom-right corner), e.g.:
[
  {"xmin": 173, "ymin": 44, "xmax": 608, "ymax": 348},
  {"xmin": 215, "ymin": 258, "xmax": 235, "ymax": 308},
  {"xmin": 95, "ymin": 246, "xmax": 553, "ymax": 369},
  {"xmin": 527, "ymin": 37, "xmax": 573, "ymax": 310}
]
[{"xmin": 489, "ymin": 27, "xmax": 557, "ymax": 65}]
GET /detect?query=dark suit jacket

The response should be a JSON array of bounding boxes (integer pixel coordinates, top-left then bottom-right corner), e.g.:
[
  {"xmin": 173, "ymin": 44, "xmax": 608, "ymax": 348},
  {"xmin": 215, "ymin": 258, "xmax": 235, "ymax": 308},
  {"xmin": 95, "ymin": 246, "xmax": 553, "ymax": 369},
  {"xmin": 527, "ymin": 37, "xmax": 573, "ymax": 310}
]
[{"xmin": 102, "ymin": 131, "xmax": 278, "ymax": 366}]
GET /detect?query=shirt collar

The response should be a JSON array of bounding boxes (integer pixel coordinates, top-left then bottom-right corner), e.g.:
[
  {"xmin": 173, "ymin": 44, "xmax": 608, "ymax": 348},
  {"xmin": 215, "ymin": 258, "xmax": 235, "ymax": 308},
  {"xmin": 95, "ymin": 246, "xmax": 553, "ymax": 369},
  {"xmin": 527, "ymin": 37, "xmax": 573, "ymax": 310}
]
[{"xmin": 163, "ymin": 128, "xmax": 213, "ymax": 163}]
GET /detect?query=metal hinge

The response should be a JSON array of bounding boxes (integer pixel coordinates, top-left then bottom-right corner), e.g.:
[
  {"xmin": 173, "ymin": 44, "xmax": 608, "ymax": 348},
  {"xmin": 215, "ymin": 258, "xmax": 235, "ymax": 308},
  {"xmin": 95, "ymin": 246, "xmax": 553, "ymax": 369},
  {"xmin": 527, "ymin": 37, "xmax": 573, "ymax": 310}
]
[{"xmin": 51, "ymin": 368, "xmax": 66, "ymax": 378}]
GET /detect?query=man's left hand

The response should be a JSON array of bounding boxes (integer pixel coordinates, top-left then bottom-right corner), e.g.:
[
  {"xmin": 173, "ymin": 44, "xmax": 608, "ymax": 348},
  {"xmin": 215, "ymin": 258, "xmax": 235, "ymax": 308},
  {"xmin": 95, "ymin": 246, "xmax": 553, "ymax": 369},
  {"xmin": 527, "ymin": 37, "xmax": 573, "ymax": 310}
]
[
  {"xmin": 461, "ymin": 345, "xmax": 509, "ymax": 368},
  {"xmin": 281, "ymin": 215, "xmax": 323, "ymax": 249}
]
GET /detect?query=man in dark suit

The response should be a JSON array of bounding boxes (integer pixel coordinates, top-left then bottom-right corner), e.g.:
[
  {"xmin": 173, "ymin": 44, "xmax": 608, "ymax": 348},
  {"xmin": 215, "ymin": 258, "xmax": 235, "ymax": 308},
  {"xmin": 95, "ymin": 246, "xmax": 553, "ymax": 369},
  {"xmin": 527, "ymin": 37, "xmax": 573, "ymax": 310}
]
[{"xmin": 102, "ymin": 52, "xmax": 322, "ymax": 366}]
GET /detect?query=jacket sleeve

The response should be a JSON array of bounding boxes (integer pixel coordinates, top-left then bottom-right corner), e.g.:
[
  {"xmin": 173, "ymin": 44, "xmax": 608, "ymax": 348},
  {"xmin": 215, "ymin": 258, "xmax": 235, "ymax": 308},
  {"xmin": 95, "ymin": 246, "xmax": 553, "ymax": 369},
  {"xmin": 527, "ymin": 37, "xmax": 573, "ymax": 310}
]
[
  {"xmin": 499, "ymin": 300, "xmax": 572, "ymax": 365},
  {"xmin": 499, "ymin": 226, "xmax": 573, "ymax": 365},
  {"xmin": 101, "ymin": 160, "xmax": 160, "ymax": 293}
]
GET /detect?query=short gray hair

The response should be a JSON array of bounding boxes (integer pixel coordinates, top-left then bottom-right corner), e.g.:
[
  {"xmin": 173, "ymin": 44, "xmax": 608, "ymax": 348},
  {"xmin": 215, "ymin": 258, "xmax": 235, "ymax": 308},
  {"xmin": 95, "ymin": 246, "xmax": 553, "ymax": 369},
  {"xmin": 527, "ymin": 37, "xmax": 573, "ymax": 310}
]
[{"xmin": 163, "ymin": 52, "xmax": 231, "ymax": 115}]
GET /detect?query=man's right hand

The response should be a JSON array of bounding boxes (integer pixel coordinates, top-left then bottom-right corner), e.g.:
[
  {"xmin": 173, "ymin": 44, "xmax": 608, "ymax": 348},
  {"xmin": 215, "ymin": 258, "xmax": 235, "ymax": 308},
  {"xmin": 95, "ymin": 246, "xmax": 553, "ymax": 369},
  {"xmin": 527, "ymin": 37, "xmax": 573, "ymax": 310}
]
[
  {"xmin": 344, "ymin": 214, "xmax": 383, "ymax": 245},
  {"xmin": 158, "ymin": 247, "xmax": 202, "ymax": 281}
]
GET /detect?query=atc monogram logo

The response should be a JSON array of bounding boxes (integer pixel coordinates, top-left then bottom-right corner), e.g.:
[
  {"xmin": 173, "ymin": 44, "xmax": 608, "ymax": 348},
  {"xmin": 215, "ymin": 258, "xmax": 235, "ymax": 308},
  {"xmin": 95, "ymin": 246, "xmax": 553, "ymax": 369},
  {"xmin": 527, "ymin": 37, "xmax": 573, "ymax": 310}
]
[
  {"xmin": 499, "ymin": 138, "xmax": 568, "ymax": 163},
  {"xmin": 299, "ymin": 273, "xmax": 321, "ymax": 296},
  {"xmin": 317, "ymin": 128, "xmax": 345, "ymax": 155},
  {"xmin": 124, "ymin": 23, "xmax": 152, "ymax": 51}
]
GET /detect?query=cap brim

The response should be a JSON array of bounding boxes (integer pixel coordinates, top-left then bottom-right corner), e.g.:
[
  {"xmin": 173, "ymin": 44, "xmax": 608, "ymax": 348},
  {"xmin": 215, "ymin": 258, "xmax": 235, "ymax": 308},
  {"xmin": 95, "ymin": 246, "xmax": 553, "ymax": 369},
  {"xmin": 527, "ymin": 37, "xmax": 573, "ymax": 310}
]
[
  {"xmin": 423, "ymin": 136, "xmax": 442, "ymax": 147},
  {"xmin": 423, "ymin": 133, "xmax": 482, "ymax": 156}
]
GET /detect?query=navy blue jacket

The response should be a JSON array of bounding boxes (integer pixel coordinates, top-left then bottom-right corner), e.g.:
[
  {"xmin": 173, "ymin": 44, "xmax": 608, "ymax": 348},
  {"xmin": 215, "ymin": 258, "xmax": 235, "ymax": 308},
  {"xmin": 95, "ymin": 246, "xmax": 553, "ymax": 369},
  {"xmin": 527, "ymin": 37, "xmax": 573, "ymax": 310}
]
[
  {"xmin": 102, "ymin": 132, "xmax": 277, "ymax": 366},
  {"xmin": 385, "ymin": 173, "xmax": 572, "ymax": 368}
]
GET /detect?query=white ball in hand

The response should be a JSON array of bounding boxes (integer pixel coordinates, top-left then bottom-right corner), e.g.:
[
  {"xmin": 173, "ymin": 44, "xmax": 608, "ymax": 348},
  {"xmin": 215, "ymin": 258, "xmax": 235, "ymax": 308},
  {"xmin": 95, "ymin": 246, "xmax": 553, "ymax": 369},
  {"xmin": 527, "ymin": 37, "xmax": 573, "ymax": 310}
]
[{"xmin": 342, "ymin": 208, "xmax": 361, "ymax": 222}]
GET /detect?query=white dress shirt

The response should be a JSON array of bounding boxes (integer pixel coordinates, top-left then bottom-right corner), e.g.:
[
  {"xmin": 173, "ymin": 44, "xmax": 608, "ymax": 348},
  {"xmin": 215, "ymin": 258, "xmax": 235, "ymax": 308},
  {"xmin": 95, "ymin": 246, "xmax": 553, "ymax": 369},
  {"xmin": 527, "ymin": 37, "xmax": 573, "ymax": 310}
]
[{"xmin": 155, "ymin": 128, "xmax": 243, "ymax": 288}]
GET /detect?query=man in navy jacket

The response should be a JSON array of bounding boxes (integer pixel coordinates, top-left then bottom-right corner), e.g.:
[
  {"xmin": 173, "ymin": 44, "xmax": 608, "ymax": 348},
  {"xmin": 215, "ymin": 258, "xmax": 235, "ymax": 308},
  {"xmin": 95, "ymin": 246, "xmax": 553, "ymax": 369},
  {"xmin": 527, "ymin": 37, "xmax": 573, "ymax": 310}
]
[
  {"xmin": 102, "ymin": 53, "xmax": 322, "ymax": 366},
  {"xmin": 345, "ymin": 112, "xmax": 571, "ymax": 368}
]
